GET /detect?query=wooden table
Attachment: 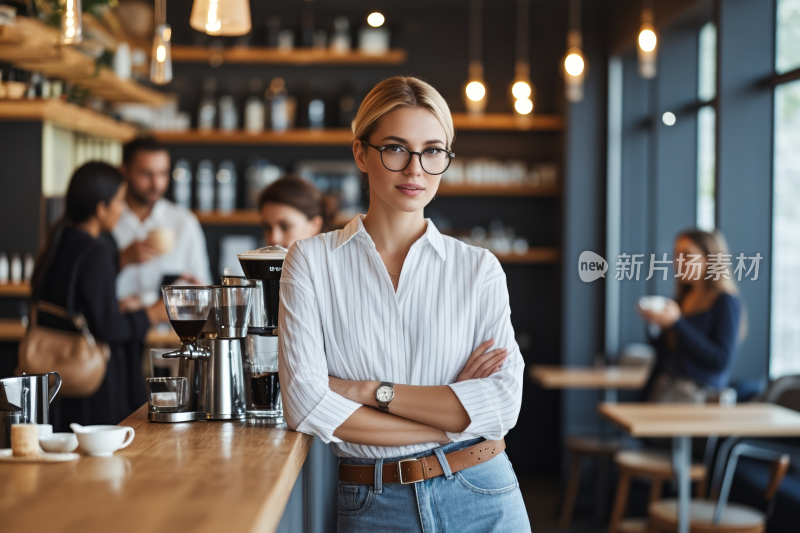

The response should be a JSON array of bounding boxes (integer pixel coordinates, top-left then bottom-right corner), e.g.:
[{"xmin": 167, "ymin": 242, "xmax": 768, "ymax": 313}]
[
  {"xmin": 599, "ymin": 403, "xmax": 800, "ymax": 533},
  {"xmin": 0, "ymin": 405, "xmax": 314, "ymax": 533},
  {"xmin": 529, "ymin": 365, "xmax": 649, "ymax": 391}
]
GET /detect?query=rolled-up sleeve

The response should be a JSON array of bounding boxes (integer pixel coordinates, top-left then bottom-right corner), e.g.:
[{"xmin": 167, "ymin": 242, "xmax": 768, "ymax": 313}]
[
  {"xmin": 278, "ymin": 241, "xmax": 362, "ymax": 443},
  {"xmin": 446, "ymin": 254, "xmax": 524, "ymax": 442}
]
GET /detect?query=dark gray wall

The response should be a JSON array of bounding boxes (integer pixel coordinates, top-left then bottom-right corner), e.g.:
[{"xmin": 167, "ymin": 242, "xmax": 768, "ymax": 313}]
[
  {"xmin": 561, "ymin": 3, "xmax": 608, "ymax": 436},
  {"xmin": 716, "ymin": 0, "xmax": 775, "ymax": 384},
  {"xmin": 0, "ymin": 122, "xmax": 43, "ymax": 256}
]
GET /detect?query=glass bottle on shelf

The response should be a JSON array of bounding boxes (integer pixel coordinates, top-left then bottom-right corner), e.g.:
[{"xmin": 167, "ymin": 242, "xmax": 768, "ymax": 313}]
[
  {"xmin": 268, "ymin": 78, "xmax": 290, "ymax": 132},
  {"xmin": 330, "ymin": 16, "xmax": 351, "ymax": 54},
  {"xmin": 196, "ymin": 160, "xmax": 215, "ymax": 212},
  {"xmin": 172, "ymin": 159, "xmax": 192, "ymax": 210},
  {"xmin": 218, "ymin": 95, "xmax": 238, "ymax": 131},
  {"xmin": 308, "ymin": 98, "xmax": 325, "ymax": 130},
  {"xmin": 216, "ymin": 160, "xmax": 237, "ymax": 213},
  {"xmin": 301, "ymin": 7, "xmax": 314, "ymax": 48},
  {"xmin": 266, "ymin": 16, "xmax": 281, "ymax": 47},
  {"xmin": 339, "ymin": 85, "xmax": 357, "ymax": 128},
  {"xmin": 244, "ymin": 79, "xmax": 265, "ymax": 133},
  {"xmin": 197, "ymin": 77, "xmax": 217, "ymax": 131}
]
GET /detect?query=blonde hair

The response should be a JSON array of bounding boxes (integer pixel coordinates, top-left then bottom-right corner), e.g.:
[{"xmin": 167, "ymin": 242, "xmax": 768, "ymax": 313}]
[
  {"xmin": 674, "ymin": 228, "xmax": 748, "ymax": 341},
  {"xmin": 351, "ymin": 76, "xmax": 455, "ymax": 149}
]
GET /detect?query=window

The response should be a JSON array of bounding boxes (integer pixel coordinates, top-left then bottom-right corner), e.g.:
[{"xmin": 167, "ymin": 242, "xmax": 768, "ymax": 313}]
[
  {"xmin": 776, "ymin": 0, "xmax": 800, "ymax": 74},
  {"xmin": 696, "ymin": 22, "xmax": 716, "ymax": 231},
  {"xmin": 770, "ymin": 79, "xmax": 800, "ymax": 378},
  {"xmin": 770, "ymin": 2, "xmax": 800, "ymax": 378}
]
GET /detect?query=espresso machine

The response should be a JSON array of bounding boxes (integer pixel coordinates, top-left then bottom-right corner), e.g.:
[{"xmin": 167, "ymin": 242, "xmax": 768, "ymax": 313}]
[
  {"xmin": 148, "ymin": 285, "xmax": 253, "ymax": 423},
  {"xmin": 237, "ymin": 245, "xmax": 288, "ymax": 424}
]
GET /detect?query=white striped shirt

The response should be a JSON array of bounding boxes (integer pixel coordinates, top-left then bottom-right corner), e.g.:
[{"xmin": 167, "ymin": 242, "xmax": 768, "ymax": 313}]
[{"xmin": 278, "ymin": 215, "xmax": 524, "ymax": 459}]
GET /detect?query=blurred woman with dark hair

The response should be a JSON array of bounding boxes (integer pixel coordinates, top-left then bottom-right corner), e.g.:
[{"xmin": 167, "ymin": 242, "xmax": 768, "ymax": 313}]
[
  {"xmin": 638, "ymin": 228, "xmax": 746, "ymax": 403},
  {"xmin": 31, "ymin": 162, "xmax": 168, "ymax": 431},
  {"xmin": 258, "ymin": 175, "xmax": 338, "ymax": 248}
]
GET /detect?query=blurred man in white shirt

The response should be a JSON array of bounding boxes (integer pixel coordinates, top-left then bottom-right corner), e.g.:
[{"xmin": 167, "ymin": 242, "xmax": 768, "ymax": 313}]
[{"xmin": 114, "ymin": 137, "xmax": 211, "ymax": 307}]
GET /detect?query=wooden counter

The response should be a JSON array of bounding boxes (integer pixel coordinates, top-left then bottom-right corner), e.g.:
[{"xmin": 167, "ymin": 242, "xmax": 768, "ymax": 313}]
[{"xmin": 0, "ymin": 405, "xmax": 314, "ymax": 533}]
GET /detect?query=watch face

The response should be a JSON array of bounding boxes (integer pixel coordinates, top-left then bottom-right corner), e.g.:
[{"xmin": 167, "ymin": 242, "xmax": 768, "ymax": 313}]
[{"xmin": 376, "ymin": 385, "xmax": 393, "ymax": 403}]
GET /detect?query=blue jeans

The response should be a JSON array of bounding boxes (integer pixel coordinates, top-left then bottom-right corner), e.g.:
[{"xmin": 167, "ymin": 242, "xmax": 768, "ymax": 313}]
[{"xmin": 337, "ymin": 438, "xmax": 531, "ymax": 532}]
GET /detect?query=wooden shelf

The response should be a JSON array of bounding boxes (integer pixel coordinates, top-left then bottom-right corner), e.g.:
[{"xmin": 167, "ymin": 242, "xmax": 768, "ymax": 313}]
[
  {"xmin": 0, "ymin": 17, "xmax": 165, "ymax": 105},
  {"xmin": 194, "ymin": 210, "xmax": 262, "ymax": 226},
  {"xmin": 171, "ymin": 45, "xmax": 407, "ymax": 65},
  {"xmin": 437, "ymin": 183, "xmax": 560, "ymax": 197},
  {"xmin": 495, "ymin": 248, "xmax": 560, "ymax": 264},
  {"xmin": 452, "ymin": 113, "xmax": 564, "ymax": 131},
  {"xmin": 0, "ymin": 99, "xmax": 137, "ymax": 142},
  {"xmin": 0, "ymin": 319, "xmax": 26, "ymax": 342},
  {"xmin": 0, "ymin": 283, "xmax": 31, "ymax": 298},
  {"xmin": 153, "ymin": 129, "xmax": 354, "ymax": 146}
]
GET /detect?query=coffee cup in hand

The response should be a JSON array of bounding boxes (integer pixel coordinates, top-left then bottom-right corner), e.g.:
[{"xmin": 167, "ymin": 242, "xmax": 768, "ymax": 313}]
[
  {"xmin": 148, "ymin": 229, "xmax": 175, "ymax": 256},
  {"xmin": 639, "ymin": 295, "xmax": 667, "ymax": 313}
]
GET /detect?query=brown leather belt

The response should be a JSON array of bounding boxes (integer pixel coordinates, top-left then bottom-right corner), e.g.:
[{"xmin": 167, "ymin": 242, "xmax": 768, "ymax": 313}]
[{"xmin": 338, "ymin": 439, "xmax": 505, "ymax": 485}]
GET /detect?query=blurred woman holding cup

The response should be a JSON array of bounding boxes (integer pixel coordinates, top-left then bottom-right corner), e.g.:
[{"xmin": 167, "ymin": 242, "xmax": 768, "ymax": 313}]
[{"xmin": 637, "ymin": 229, "xmax": 746, "ymax": 403}]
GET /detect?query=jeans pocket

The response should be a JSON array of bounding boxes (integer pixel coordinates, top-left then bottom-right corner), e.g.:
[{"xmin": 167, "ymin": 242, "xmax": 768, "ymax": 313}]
[
  {"xmin": 455, "ymin": 452, "xmax": 519, "ymax": 495},
  {"xmin": 337, "ymin": 482, "xmax": 376, "ymax": 516}
]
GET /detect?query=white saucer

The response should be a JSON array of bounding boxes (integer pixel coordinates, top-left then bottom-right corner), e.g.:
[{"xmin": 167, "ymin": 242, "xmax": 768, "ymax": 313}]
[{"xmin": 0, "ymin": 448, "xmax": 80, "ymax": 463}]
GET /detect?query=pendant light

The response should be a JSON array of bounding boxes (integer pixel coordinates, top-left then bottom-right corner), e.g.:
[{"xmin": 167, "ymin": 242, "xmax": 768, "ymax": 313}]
[
  {"xmin": 463, "ymin": 0, "xmax": 487, "ymax": 114},
  {"xmin": 150, "ymin": 0, "xmax": 172, "ymax": 85},
  {"xmin": 637, "ymin": 0, "xmax": 657, "ymax": 78},
  {"xmin": 190, "ymin": 0, "xmax": 252, "ymax": 37},
  {"xmin": 512, "ymin": 0, "xmax": 534, "ymax": 115},
  {"xmin": 60, "ymin": 0, "xmax": 82, "ymax": 44},
  {"xmin": 564, "ymin": 0, "xmax": 585, "ymax": 103}
]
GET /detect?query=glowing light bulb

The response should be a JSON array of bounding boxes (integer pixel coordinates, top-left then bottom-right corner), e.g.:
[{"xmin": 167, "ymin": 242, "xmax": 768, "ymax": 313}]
[
  {"xmin": 66, "ymin": 27, "xmax": 75, "ymax": 37},
  {"xmin": 206, "ymin": 0, "xmax": 221, "ymax": 33},
  {"xmin": 639, "ymin": 29, "xmax": 657, "ymax": 52},
  {"xmin": 157, "ymin": 45, "xmax": 166, "ymax": 62},
  {"xmin": 662, "ymin": 112, "xmax": 676, "ymax": 126},
  {"xmin": 512, "ymin": 81, "xmax": 532, "ymax": 100},
  {"xmin": 367, "ymin": 12, "xmax": 385, "ymax": 27},
  {"xmin": 565, "ymin": 53, "xmax": 585, "ymax": 77},
  {"xmin": 515, "ymin": 98, "xmax": 533, "ymax": 115},
  {"xmin": 466, "ymin": 81, "xmax": 486, "ymax": 102}
]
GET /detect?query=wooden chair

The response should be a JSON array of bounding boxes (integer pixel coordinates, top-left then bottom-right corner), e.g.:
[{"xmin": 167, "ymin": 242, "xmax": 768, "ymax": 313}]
[
  {"xmin": 608, "ymin": 449, "xmax": 708, "ymax": 533},
  {"xmin": 558, "ymin": 436, "xmax": 623, "ymax": 529},
  {"xmin": 647, "ymin": 442, "xmax": 791, "ymax": 533}
]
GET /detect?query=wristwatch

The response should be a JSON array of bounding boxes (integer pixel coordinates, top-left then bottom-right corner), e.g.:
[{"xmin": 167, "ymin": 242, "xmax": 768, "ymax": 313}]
[{"xmin": 375, "ymin": 382, "xmax": 394, "ymax": 412}]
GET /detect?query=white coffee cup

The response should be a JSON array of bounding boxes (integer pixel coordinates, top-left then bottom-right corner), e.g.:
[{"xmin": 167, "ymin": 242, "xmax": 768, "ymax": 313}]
[
  {"xmin": 70, "ymin": 424, "xmax": 135, "ymax": 457},
  {"xmin": 39, "ymin": 432, "xmax": 79, "ymax": 453},
  {"xmin": 639, "ymin": 295, "xmax": 667, "ymax": 312},
  {"xmin": 148, "ymin": 228, "xmax": 175, "ymax": 255}
]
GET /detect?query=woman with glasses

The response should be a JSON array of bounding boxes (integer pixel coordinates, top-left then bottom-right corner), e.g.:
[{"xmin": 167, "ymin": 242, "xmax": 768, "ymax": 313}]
[{"xmin": 278, "ymin": 76, "xmax": 530, "ymax": 532}]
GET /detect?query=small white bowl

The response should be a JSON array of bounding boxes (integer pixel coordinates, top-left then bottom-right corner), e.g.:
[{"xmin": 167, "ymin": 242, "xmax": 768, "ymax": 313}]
[
  {"xmin": 70, "ymin": 424, "xmax": 135, "ymax": 457},
  {"xmin": 39, "ymin": 433, "xmax": 78, "ymax": 453}
]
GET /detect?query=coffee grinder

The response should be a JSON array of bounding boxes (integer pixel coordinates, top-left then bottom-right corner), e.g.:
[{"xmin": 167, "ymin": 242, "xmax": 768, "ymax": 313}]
[
  {"xmin": 149, "ymin": 285, "xmax": 253, "ymax": 423},
  {"xmin": 237, "ymin": 245, "xmax": 288, "ymax": 424}
]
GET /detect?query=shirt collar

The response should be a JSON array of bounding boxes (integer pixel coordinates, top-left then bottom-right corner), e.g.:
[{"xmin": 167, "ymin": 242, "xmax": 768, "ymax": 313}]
[
  {"xmin": 120, "ymin": 198, "xmax": 167, "ymax": 227},
  {"xmin": 334, "ymin": 215, "xmax": 447, "ymax": 261}
]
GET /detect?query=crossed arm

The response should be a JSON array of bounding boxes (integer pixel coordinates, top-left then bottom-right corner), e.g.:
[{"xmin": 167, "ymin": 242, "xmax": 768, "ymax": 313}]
[{"xmin": 329, "ymin": 340, "xmax": 508, "ymax": 446}]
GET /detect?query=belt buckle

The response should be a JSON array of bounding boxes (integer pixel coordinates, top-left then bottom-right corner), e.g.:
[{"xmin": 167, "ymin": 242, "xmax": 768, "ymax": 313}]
[{"xmin": 397, "ymin": 458, "xmax": 420, "ymax": 484}]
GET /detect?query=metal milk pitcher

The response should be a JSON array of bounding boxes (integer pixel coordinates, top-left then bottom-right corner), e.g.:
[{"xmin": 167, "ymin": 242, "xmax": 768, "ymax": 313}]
[{"xmin": 0, "ymin": 372, "xmax": 62, "ymax": 424}]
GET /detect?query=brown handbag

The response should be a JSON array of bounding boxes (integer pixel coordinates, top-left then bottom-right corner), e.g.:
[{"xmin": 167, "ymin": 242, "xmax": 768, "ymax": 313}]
[{"xmin": 16, "ymin": 245, "xmax": 110, "ymax": 398}]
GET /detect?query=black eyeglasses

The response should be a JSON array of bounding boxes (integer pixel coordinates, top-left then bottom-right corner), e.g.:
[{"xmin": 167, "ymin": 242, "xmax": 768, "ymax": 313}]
[{"xmin": 362, "ymin": 141, "xmax": 455, "ymax": 175}]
